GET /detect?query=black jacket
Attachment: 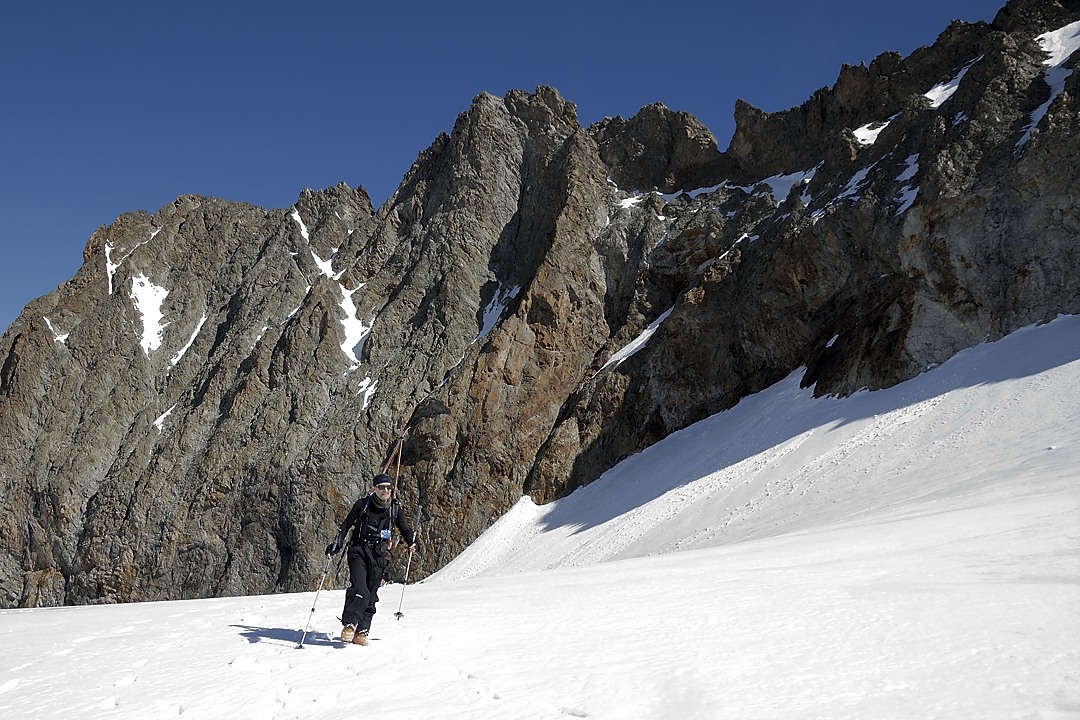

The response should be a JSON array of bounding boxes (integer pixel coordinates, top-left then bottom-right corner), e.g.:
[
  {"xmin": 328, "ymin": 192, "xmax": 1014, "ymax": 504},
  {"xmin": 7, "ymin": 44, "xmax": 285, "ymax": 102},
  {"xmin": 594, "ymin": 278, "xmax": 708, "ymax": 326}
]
[{"xmin": 334, "ymin": 494, "xmax": 415, "ymax": 549}]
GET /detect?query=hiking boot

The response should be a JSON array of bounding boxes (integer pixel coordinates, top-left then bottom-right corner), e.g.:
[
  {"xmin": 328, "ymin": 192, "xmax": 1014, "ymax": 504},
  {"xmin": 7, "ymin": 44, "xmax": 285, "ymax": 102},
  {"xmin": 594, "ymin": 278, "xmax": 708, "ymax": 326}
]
[
  {"xmin": 352, "ymin": 630, "xmax": 369, "ymax": 646},
  {"xmin": 341, "ymin": 625, "xmax": 356, "ymax": 643}
]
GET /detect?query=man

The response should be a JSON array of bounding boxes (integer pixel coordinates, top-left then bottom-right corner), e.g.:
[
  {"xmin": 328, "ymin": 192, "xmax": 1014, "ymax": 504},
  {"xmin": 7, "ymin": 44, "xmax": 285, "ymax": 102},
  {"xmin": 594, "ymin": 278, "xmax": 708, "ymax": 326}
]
[{"xmin": 325, "ymin": 473, "xmax": 416, "ymax": 645}]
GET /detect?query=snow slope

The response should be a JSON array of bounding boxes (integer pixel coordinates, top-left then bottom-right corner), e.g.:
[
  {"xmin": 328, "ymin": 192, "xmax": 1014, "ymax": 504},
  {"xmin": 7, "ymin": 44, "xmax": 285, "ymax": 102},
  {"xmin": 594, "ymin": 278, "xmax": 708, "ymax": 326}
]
[
  {"xmin": 1, "ymin": 316, "xmax": 1077, "ymax": 720},
  {"xmin": 437, "ymin": 315, "xmax": 1080, "ymax": 580}
]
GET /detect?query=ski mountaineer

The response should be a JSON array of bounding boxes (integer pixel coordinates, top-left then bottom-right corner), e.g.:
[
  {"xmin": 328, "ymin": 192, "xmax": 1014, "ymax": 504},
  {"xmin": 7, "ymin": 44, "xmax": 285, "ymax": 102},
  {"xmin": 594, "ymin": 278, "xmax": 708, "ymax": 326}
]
[{"xmin": 325, "ymin": 473, "xmax": 416, "ymax": 645}]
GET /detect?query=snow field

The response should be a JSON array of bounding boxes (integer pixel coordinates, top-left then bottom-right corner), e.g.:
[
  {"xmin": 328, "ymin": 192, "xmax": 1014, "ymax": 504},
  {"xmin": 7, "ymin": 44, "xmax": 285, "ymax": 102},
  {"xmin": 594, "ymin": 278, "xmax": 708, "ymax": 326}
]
[{"xmin": 0, "ymin": 315, "xmax": 1077, "ymax": 719}]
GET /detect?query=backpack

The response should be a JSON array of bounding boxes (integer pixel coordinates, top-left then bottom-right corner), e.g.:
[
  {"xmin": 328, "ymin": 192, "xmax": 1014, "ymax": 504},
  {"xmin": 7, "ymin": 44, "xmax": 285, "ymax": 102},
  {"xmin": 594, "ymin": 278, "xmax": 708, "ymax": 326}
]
[{"xmin": 352, "ymin": 496, "xmax": 402, "ymax": 546}]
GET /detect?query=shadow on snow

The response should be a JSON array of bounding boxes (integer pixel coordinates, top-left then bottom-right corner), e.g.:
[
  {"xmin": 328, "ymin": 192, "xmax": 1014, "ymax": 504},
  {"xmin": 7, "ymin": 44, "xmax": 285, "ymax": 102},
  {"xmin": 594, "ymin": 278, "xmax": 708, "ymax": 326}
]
[
  {"xmin": 540, "ymin": 315, "xmax": 1080, "ymax": 534},
  {"xmin": 231, "ymin": 624, "xmax": 336, "ymax": 648}
]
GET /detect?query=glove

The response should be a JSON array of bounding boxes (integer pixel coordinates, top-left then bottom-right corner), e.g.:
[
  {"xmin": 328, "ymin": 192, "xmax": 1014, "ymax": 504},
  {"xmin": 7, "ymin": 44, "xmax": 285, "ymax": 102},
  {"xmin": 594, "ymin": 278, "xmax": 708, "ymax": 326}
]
[{"xmin": 325, "ymin": 542, "xmax": 340, "ymax": 557}]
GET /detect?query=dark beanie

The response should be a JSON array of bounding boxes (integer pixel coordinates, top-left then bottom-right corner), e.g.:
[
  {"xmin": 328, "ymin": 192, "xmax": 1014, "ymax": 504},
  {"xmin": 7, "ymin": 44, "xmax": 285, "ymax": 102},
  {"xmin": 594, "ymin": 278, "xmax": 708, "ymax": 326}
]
[{"xmin": 372, "ymin": 473, "xmax": 392, "ymax": 486}]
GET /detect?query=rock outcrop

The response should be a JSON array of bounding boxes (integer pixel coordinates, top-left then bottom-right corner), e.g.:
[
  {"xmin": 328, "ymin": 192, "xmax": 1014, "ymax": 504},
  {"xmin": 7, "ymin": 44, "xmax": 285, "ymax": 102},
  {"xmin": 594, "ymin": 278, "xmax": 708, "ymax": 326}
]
[{"xmin": 1, "ymin": 0, "xmax": 1077, "ymax": 606}]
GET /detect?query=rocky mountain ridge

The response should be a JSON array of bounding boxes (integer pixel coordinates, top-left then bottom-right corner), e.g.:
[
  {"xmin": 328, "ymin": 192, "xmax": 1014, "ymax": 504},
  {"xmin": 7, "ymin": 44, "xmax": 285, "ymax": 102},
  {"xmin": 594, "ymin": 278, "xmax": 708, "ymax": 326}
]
[{"xmin": 1, "ymin": 0, "xmax": 1077, "ymax": 606}]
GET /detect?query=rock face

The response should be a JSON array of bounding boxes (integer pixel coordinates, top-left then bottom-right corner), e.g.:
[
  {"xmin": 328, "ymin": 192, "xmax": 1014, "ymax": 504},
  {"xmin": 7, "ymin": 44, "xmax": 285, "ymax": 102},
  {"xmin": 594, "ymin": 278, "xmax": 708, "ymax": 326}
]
[{"xmin": 1, "ymin": 0, "xmax": 1078, "ymax": 607}]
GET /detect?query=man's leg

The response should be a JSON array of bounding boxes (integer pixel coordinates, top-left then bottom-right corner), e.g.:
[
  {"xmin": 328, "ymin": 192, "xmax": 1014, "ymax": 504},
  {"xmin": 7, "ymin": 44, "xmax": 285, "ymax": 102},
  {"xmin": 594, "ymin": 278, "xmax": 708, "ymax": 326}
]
[
  {"xmin": 357, "ymin": 548, "xmax": 387, "ymax": 636},
  {"xmin": 342, "ymin": 548, "xmax": 372, "ymax": 629}
]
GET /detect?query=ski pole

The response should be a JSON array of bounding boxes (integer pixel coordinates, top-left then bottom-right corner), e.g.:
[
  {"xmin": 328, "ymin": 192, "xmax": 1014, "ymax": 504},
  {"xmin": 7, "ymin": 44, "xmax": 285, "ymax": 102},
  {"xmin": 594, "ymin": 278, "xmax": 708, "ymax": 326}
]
[
  {"xmin": 394, "ymin": 546, "xmax": 415, "ymax": 621},
  {"xmin": 297, "ymin": 553, "xmax": 334, "ymax": 648},
  {"xmin": 395, "ymin": 506, "xmax": 421, "ymax": 620}
]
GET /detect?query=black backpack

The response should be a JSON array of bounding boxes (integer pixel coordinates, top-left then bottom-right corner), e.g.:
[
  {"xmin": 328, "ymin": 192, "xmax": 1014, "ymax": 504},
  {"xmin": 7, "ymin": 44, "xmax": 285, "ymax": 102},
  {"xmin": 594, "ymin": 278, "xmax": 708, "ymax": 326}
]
[{"xmin": 352, "ymin": 496, "xmax": 401, "ymax": 545}]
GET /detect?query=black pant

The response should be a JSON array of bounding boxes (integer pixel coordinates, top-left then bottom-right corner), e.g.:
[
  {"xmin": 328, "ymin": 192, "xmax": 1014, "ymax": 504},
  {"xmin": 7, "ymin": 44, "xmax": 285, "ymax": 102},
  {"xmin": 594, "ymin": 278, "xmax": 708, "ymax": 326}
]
[{"xmin": 342, "ymin": 542, "xmax": 388, "ymax": 632}]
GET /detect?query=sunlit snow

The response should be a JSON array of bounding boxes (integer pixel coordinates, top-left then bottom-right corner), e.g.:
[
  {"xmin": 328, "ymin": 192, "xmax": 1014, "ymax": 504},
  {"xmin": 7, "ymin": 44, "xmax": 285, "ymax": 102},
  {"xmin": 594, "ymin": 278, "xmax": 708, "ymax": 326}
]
[
  {"xmin": 1, "ymin": 316, "xmax": 1076, "ymax": 719},
  {"xmin": 1017, "ymin": 20, "xmax": 1080, "ymax": 148},
  {"xmin": 104, "ymin": 229, "xmax": 163, "ymax": 296},
  {"xmin": 130, "ymin": 273, "xmax": 169, "ymax": 355},
  {"xmin": 756, "ymin": 165, "xmax": 818, "ymax": 203},
  {"xmin": 170, "ymin": 314, "xmax": 207, "ymax": 367},
  {"xmin": 153, "ymin": 404, "xmax": 176, "ymax": 432},
  {"xmin": 311, "ymin": 251, "xmax": 335, "ymax": 279},
  {"xmin": 356, "ymin": 375, "xmax": 378, "ymax": 410},
  {"xmin": 339, "ymin": 284, "xmax": 371, "ymax": 367},
  {"xmin": 249, "ymin": 324, "xmax": 270, "ymax": 353},
  {"xmin": 291, "ymin": 209, "xmax": 310, "ymax": 241},
  {"xmin": 852, "ymin": 119, "xmax": 891, "ymax": 146},
  {"xmin": 923, "ymin": 56, "xmax": 981, "ymax": 108},
  {"xmin": 104, "ymin": 243, "xmax": 120, "ymax": 295},
  {"xmin": 599, "ymin": 305, "xmax": 674, "ymax": 372},
  {"xmin": 298, "ymin": 215, "xmax": 368, "ymax": 366},
  {"xmin": 43, "ymin": 317, "xmax": 69, "ymax": 344}
]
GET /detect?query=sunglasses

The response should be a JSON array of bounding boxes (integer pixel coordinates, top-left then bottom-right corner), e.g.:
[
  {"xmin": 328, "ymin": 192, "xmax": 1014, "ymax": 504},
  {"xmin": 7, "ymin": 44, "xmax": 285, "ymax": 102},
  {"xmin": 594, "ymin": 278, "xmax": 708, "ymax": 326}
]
[{"xmin": 374, "ymin": 484, "xmax": 392, "ymax": 491}]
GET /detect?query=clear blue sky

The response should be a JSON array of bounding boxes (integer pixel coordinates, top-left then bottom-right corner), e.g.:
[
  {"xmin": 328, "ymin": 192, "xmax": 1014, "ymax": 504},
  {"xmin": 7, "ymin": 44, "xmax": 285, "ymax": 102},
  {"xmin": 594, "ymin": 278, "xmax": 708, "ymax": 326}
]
[{"xmin": 1, "ymin": 0, "xmax": 1006, "ymax": 332}]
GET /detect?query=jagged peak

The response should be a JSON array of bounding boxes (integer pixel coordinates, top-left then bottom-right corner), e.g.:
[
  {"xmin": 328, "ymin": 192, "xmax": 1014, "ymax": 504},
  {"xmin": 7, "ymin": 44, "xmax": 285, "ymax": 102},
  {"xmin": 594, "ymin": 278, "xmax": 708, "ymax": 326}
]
[
  {"xmin": 726, "ymin": 15, "xmax": 997, "ymax": 179},
  {"xmin": 589, "ymin": 101, "xmax": 730, "ymax": 193},
  {"xmin": 992, "ymin": 0, "xmax": 1080, "ymax": 35},
  {"xmin": 505, "ymin": 86, "xmax": 580, "ymax": 128}
]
